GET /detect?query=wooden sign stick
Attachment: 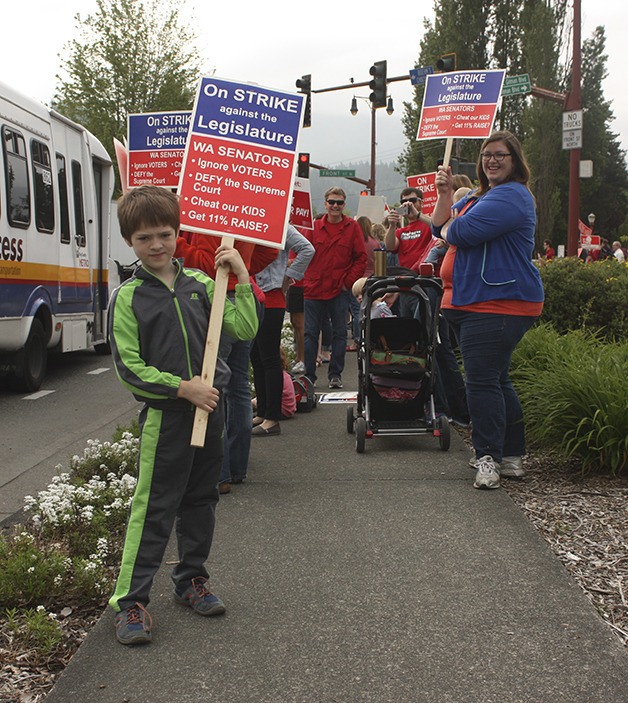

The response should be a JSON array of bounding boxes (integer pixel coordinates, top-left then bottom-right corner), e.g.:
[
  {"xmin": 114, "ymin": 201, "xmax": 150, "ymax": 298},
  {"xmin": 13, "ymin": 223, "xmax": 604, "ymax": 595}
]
[
  {"xmin": 191, "ymin": 235, "xmax": 234, "ymax": 447},
  {"xmin": 442, "ymin": 137, "xmax": 454, "ymax": 170}
]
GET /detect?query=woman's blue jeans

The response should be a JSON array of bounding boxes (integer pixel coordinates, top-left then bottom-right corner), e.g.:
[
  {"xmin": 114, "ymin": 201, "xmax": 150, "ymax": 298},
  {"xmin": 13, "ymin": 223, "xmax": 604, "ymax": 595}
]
[{"xmin": 443, "ymin": 310, "xmax": 536, "ymax": 463}]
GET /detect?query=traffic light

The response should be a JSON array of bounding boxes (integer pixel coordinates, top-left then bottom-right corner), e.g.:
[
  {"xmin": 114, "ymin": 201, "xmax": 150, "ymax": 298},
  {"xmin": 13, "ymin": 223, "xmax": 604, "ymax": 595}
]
[
  {"xmin": 436, "ymin": 53, "xmax": 457, "ymax": 72},
  {"xmin": 296, "ymin": 74, "xmax": 311, "ymax": 128},
  {"xmin": 297, "ymin": 152, "xmax": 310, "ymax": 178},
  {"xmin": 369, "ymin": 60, "xmax": 387, "ymax": 108}
]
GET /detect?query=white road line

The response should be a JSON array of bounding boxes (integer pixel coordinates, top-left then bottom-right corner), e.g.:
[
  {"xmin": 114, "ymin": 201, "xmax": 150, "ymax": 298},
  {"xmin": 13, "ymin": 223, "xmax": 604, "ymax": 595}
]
[
  {"xmin": 87, "ymin": 368, "xmax": 110, "ymax": 375},
  {"xmin": 23, "ymin": 390, "xmax": 56, "ymax": 400}
]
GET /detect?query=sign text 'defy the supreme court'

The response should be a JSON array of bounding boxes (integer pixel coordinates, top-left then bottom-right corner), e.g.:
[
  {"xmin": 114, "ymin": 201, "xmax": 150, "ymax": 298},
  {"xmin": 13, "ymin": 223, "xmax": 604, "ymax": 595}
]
[
  {"xmin": 417, "ymin": 70, "xmax": 506, "ymax": 140},
  {"xmin": 178, "ymin": 77, "xmax": 305, "ymax": 249},
  {"xmin": 128, "ymin": 111, "xmax": 191, "ymax": 188}
]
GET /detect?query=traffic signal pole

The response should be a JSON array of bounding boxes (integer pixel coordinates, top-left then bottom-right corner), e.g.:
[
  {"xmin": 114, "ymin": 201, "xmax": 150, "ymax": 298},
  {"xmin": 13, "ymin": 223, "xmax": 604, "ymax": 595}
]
[
  {"xmin": 307, "ymin": 64, "xmax": 403, "ymax": 194},
  {"xmin": 310, "ymin": 74, "xmax": 410, "ymax": 95}
]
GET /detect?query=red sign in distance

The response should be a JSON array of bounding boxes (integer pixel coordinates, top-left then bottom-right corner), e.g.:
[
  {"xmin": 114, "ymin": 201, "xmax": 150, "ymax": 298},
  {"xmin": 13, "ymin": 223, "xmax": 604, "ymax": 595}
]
[
  {"xmin": 407, "ymin": 172, "xmax": 437, "ymax": 216},
  {"xmin": 289, "ymin": 178, "xmax": 313, "ymax": 230}
]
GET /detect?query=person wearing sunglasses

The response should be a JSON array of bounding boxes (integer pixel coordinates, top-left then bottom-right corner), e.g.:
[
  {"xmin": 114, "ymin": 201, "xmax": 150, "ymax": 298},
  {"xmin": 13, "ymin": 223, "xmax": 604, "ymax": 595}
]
[
  {"xmin": 301, "ymin": 187, "xmax": 367, "ymax": 389},
  {"xmin": 384, "ymin": 187, "xmax": 434, "ymax": 277},
  {"xmin": 431, "ymin": 130, "xmax": 544, "ymax": 490}
]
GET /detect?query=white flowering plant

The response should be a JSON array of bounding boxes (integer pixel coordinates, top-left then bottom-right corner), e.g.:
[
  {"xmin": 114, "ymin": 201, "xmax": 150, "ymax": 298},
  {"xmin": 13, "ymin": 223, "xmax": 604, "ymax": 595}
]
[
  {"xmin": 0, "ymin": 427, "xmax": 139, "ymax": 611},
  {"xmin": 69, "ymin": 430, "xmax": 139, "ymax": 483},
  {"xmin": 4, "ymin": 606, "xmax": 64, "ymax": 658},
  {"xmin": 0, "ymin": 530, "xmax": 70, "ymax": 607}
]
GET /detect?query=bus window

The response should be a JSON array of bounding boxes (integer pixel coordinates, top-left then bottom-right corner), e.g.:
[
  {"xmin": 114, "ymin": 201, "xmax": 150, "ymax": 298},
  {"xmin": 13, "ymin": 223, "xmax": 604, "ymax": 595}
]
[
  {"xmin": 56, "ymin": 153, "xmax": 70, "ymax": 244},
  {"xmin": 2, "ymin": 126, "xmax": 30, "ymax": 228},
  {"xmin": 71, "ymin": 160, "xmax": 86, "ymax": 247},
  {"xmin": 31, "ymin": 139, "xmax": 54, "ymax": 233}
]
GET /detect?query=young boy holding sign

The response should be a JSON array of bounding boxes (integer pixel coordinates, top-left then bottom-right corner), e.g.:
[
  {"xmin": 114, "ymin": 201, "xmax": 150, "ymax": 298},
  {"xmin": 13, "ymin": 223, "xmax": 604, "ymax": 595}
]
[{"xmin": 108, "ymin": 186, "xmax": 258, "ymax": 645}]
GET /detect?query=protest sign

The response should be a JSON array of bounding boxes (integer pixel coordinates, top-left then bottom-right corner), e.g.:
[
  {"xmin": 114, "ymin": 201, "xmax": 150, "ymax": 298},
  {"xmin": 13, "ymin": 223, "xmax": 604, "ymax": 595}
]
[
  {"xmin": 178, "ymin": 76, "xmax": 305, "ymax": 251},
  {"xmin": 355, "ymin": 195, "xmax": 387, "ymax": 225},
  {"xmin": 113, "ymin": 138, "xmax": 129, "ymax": 193},
  {"xmin": 406, "ymin": 172, "xmax": 437, "ymax": 216},
  {"xmin": 417, "ymin": 70, "xmax": 506, "ymax": 141},
  {"xmin": 127, "ymin": 111, "xmax": 191, "ymax": 188},
  {"xmin": 290, "ymin": 177, "xmax": 313, "ymax": 230},
  {"xmin": 578, "ymin": 221, "xmax": 600, "ymax": 250}
]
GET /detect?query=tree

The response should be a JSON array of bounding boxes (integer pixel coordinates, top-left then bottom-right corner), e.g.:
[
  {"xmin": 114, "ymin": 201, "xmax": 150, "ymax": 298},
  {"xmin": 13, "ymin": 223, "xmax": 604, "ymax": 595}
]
[
  {"xmin": 53, "ymin": 0, "xmax": 203, "ymax": 191},
  {"xmin": 399, "ymin": 1, "xmax": 492, "ymax": 178},
  {"xmin": 577, "ymin": 26, "xmax": 628, "ymax": 236},
  {"xmin": 399, "ymin": 1, "xmax": 628, "ymax": 250},
  {"xmin": 490, "ymin": 0, "xmax": 525, "ymax": 135},
  {"xmin": 519, "ymin": 0, "xmax": 567, "ymax": 248}
]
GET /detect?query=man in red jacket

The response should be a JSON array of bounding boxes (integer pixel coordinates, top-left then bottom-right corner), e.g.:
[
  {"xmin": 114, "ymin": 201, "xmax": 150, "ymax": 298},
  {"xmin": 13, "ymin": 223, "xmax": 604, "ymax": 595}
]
[
  {"xmin": 175, "ymin": 232, "xmax": 277, "ymax": 491},
  {"xmin": 302, "ymin": 188, "xmax": 367, "ymax": 388}
]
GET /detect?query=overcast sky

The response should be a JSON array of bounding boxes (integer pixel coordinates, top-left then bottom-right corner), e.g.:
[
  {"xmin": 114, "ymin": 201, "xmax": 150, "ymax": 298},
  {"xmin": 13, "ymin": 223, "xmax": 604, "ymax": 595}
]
[{"xmin": 1, "ymin": 0, "xmax": 626, "ymax": 168}]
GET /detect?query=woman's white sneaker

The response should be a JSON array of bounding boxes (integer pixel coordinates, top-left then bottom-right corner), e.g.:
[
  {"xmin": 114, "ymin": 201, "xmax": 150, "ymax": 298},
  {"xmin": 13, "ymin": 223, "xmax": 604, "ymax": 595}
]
[
  {"xmin": 500, "ymin": 456, "xmax": 525, "ymax": 478},
  {"xmin": 473, "ymin": 456, "xmax": 501, "ymax": 490}
]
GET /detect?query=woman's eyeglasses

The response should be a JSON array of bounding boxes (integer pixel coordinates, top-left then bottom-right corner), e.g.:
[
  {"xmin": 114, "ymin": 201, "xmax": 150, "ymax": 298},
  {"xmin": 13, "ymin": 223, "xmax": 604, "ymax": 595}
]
[
  {"xmin": 326, "ymin": 199, "xmax": 345, "ymax": 206},
  {"xmin": 480, "ymin": 152, "xmax": 512, "ymax": 163}
]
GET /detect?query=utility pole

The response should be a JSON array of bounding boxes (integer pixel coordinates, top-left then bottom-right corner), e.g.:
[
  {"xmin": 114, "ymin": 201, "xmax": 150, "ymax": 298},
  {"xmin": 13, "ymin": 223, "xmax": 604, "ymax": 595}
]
[{"xmin": 565, "ymin": 0, "xmax": 582, "ymax": 257}]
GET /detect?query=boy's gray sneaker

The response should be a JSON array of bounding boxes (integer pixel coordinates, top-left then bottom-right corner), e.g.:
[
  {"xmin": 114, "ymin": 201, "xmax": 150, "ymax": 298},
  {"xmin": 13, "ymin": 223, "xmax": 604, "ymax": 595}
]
[
  {"xmin": 473, "ymin": 456, "xmax": 501, "ymax": 490},
  {"xmin": 174, "ymin": 577, "xmax": 226, "ymax": 616},
  {"xmin": 115, "ymin": 603, "xmax": 152, "ymax": 645},
  {"xmin": 500, "ymin": 455, "xmax": 525, "ymax": 478}
]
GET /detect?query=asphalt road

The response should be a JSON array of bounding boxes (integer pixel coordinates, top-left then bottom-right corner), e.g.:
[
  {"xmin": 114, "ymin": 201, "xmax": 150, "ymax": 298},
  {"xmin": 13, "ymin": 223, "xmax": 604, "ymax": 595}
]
[{"xmin": 0, "ymin": 349, "xmax": 139, "ymax": 523}]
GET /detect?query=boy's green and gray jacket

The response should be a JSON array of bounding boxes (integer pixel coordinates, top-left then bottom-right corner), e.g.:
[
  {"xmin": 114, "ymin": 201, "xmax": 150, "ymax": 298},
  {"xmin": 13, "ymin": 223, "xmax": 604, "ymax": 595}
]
[{"xmin": 108, "ymin": 259, "xmax": 258, "ymax": 409}]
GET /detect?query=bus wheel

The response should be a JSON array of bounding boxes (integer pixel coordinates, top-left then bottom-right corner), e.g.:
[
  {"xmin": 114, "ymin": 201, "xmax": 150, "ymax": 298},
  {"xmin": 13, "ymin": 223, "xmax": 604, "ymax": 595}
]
[{"xmin": 14, "ymin": 320, "xmax": 48, "ymax": 392}]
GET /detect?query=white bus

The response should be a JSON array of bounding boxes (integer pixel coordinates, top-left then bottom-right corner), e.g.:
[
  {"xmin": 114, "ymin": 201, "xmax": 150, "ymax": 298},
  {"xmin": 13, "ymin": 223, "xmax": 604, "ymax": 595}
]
[{"xmin": 0, "ymin": 81, "xmax": 115, "ymax": 391}]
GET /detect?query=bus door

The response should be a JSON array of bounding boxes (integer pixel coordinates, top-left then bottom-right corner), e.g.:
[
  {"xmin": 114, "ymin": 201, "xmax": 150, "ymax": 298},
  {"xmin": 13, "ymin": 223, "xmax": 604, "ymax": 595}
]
[{"xmin": 52, "ymin": 122, "xmax": 92, "ymax": 307}]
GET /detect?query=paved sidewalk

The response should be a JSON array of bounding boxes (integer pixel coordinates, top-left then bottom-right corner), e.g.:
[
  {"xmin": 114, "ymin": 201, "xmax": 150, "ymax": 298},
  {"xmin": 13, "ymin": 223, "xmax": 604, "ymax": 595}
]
[{"xmin": 45, "ymin": 354, "xmax": 627, "ymax": 703}]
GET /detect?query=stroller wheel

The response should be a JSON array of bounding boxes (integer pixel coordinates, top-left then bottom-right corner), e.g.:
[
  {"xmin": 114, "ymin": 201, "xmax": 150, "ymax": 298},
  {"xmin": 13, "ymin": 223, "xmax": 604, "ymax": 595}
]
[
  {"xmin": 346, "ymin": 405, "xmax": 356, "ymax": 434},
  {"xmin": 437, "ymin": 415, "xmax": 451, "ymax": 451},
  {"xmin": 355, "ymin": 416, "xmax": 367, "ymax": 453}
]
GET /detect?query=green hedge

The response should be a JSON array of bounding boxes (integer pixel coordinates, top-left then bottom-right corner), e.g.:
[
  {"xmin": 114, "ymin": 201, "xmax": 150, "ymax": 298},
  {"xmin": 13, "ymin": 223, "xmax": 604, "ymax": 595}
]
[
  {"xmin": 511, "ymin": 324, "xmax": 628, "ymax": 475},
  {"xmin": 538, "ymin": 257, "xmax": 628, "ymax": 341}
]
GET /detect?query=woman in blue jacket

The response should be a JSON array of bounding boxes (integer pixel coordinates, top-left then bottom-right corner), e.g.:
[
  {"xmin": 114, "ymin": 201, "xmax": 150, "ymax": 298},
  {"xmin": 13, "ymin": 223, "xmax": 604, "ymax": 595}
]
[{"xmin": 431, "ymin": 131, "xmax": 544, "ymax": 490}]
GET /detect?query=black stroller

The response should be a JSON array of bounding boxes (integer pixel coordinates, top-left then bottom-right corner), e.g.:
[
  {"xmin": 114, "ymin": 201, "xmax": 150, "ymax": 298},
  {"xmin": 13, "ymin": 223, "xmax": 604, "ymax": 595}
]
[{"xmin": 346, "ymin": 268, "xmax": 450, "ymax": 453}]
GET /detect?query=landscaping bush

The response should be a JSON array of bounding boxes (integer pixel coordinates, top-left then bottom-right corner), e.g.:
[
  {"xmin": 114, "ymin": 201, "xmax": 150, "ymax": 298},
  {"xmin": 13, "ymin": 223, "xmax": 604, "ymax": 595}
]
[
  {"xmin": 538, "ymin": 257, "xmax": 628, "ymax": 342},
  {"xmin": 512, "ymin": 324, "xmax": 628, "ymax": 475},
  {"xmin": 0, "ymin": 432, "xmax": 138, "ymax": 611}
]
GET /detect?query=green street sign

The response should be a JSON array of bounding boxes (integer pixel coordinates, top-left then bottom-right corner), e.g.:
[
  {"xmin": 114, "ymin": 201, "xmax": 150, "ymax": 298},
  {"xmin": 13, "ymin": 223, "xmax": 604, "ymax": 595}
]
[
  {"xmin": 319, "ymin": 169, "xmax": 356, "ymax": 178},
  {"xmin": 502, "ymin": 73, "xmax": 532, "ymax": 97}
]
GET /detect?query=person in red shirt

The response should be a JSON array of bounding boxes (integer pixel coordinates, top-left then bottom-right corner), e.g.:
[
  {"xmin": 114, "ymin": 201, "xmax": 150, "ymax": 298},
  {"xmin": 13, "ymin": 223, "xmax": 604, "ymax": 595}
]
[
  {"xmin": 384, "ymin": 188, "xmax": 434, "ymax": 269},
  {"xmin": 385, "ymin": 187, "xmax": 434, "ymax": 317},
  {"xmin": 541, "ymin": 239, "xmax": 555, "ymax": 261},
  {"xmin": 302, "ymin": 187, "xmax": 367, "ymax": 388}
]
